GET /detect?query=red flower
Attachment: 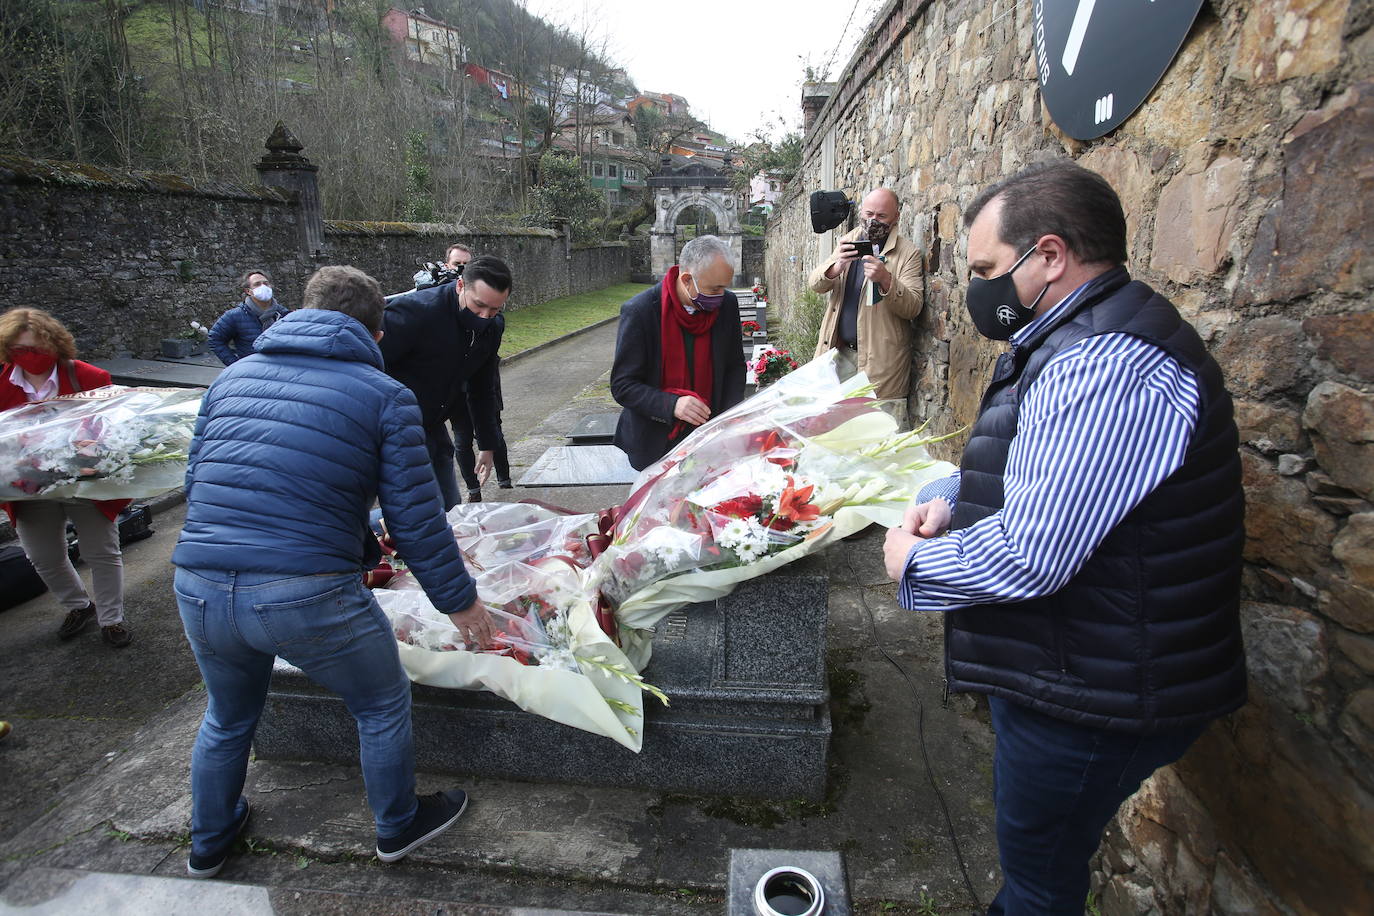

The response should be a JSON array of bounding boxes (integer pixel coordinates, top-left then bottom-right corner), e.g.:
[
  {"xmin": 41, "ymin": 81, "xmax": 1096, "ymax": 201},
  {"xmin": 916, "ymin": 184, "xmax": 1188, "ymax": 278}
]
[
  {"xmin": 614, "ymin": 550, "xmax": 648, "ymax": 579},
  {"xmin": 713, "ymin": 493, "xmax": 764, "ymax": 519},
  {"xmin": 773, "ymin": 477, "xmax": 820, "ymax": 527},
  {"xmin": 494, "ymin": 630, "xmax": 534, "ymax": 666}
]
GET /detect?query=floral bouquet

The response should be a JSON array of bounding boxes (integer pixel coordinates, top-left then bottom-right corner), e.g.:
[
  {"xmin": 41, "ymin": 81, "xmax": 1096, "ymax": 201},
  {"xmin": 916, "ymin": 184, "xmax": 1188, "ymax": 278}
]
[
  {"xmin": 0, "ymin": 386, "xmax": 203, "ymax": 501},
  {"xmin": 181, "ymin": 320, "xmax": 209, "ymax": 341},
  {"xmin": 740, "ymin": 319, "xmax": 761, "ymax": 337},
  {"xmin": 752, "ymin": 347, "xmax": 799, "ymax": 387},
  {"xmin": 590, "ymin": 350, "xmax": 959, "ymax": 667},
  {"xmin": 374, "ymin": 501, "xmax": 667, "ymax": 750},
  {"xmin": 372, "ymin": 352, "xmax": 958, "ymax": 748}
]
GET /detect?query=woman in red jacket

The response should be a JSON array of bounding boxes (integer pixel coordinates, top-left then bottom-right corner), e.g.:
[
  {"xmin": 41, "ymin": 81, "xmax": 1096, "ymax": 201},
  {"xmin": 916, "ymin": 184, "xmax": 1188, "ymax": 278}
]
[{"xmin": 1, "ymin": 308, "xmax": 132, "ymax": 647}]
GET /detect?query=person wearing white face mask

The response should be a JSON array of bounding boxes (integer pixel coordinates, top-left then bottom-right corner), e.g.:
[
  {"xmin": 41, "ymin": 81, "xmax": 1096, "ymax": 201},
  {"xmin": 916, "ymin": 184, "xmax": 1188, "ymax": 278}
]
[{"xmin": 208, "ymin": 269, "xmax": 291, "ymax": 366}]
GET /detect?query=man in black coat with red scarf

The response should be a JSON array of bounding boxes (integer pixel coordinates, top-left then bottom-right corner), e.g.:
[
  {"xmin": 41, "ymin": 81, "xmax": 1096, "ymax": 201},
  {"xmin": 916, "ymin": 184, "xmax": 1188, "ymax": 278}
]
[{"xmin": 611, "ymin": 235, "xmax": 747, "ymax": 471}]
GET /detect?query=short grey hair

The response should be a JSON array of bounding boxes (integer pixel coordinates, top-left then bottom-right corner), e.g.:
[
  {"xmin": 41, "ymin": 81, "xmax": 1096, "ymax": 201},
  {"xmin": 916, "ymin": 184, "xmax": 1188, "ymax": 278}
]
[
  {"xmin": 302, "ymin": 265, "xmax": 385, "ymax": 334},
  {"xmin": 679, "ymin": 235, "xmax": 733, "ymax": 275}
]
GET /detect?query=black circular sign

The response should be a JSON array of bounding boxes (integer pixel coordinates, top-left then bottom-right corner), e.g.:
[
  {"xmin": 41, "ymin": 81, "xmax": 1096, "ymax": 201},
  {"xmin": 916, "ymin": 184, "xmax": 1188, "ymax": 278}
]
[{"xmin": 1033, "ymin": 0, "xmax": 1205, "ymax": 140}]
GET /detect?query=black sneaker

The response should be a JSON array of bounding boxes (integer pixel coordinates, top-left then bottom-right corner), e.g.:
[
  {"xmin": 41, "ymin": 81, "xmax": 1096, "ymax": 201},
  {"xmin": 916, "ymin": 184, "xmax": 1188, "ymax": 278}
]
[
  {"xmin": 187, "ymin": 799, "xmax": 251, "ymax": 878},
  {"xmin": 376, "ymin": 789, "xmax": 468, "ymax": 863},
  {"xmin": 102, "ymin": 623, "xmax": 133, "ymax": 648},
  {"xmin": 497, "ymin": 479, "xmax": 513, "ymax": 489},
  {"xmin": 58, "ymin": 603, "xmax": 96, "ymax": 639}
]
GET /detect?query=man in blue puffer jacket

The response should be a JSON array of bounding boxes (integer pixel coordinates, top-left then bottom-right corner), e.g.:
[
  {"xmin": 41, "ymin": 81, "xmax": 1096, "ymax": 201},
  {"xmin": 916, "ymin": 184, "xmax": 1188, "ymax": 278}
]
[
  {"xmin": 207, "ymin": 269, "xmax": 290, "ymax": 366},
  {"xmin": 172, "ymin": 265, "xmax": 494, "ymax": 879}
]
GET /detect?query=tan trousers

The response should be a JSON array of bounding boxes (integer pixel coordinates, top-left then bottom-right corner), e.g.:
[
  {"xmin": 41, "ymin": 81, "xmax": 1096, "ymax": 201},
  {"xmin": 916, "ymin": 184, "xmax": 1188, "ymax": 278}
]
[
  {"xmin": 832, "ymin": 346, "xmax": 910, "ymax": 430},
  {"xmin": 14, "ymin": 499, "xmax": 124, "ymax": 625}
]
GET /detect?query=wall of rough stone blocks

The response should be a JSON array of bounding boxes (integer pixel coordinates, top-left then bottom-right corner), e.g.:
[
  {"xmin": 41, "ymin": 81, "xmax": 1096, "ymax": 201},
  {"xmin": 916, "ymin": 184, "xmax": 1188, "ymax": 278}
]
[
  {"xmin": 625, "ymin": 234, "xmax": 764, "ymax": 286},
  {"xmin": 765, "ymin": 0, "xmax": 1373, "ymax": 912},
  {"xmin": 0, "ymin": 155, "xmax": 629, "ymax": 359}
]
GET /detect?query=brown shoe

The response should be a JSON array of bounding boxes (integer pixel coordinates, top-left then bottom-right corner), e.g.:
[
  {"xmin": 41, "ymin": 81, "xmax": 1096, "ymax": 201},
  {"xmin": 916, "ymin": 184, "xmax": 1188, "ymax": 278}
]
[
  {"xmin": 58, "ymin": 603, "xmax": 97, "ymax": 639},
  {"xmin": 102, "ymin": 623, "xmax": 133, "ymax": 648}
]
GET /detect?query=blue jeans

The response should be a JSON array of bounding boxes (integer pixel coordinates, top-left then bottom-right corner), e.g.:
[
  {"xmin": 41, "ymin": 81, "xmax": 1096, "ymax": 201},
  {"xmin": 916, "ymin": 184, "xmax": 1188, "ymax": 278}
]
[
  {"xmin": 174, "ymin": 568, "xmax": 419, "ymax": 857},
  {"xmin": 425, "ymin": 427, "xmax": 461, "ymax": 510},
  {"xmin": 986, "ymin": 697, "xmax": 1207, "ymax": 915}
]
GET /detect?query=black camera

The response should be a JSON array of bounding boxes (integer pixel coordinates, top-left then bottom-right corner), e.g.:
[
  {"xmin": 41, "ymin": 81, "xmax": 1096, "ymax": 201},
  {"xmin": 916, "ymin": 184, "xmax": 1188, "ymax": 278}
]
[{"xmin": 413, "ymin": 260, "xmax": 463, "ymax": 291}]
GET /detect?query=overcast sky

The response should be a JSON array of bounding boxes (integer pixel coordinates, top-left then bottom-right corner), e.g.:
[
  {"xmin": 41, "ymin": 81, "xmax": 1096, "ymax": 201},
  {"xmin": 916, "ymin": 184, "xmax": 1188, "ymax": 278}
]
[{"xmin": 525, "ymin": 0, "xmax": 883, "ymax": 143}]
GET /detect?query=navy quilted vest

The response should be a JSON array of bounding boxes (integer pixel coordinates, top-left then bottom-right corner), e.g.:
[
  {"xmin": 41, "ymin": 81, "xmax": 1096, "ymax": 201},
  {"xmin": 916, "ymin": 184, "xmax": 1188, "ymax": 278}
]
[{"xmin": 947, "ymin": 268, "xmax": 1246, "ymax": 733}]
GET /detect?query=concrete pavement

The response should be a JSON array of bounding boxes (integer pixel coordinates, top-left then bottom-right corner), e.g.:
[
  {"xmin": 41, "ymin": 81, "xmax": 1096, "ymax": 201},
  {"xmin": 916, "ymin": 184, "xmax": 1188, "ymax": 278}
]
[{"xmin": 0, "ymin": 320, "xmax": 1001, "ymax": 914}]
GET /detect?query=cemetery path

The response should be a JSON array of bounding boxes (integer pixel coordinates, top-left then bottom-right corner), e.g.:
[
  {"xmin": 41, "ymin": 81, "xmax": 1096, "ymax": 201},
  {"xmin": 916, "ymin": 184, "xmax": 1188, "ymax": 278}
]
[{"xmin": 0, "ymin": 315, "xmax": 1002, "ymax": 914}]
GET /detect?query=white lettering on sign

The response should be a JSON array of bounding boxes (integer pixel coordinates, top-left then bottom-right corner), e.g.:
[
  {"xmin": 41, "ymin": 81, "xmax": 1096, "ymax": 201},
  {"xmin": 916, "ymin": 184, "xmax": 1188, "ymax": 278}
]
[
  {"xmin": 1094, "ymin": 93, "xmax": 1114, "ymax": 124},
  {"xmin": 1062, "ymin": 0, "xmax": 1097, "ymax": 76}
]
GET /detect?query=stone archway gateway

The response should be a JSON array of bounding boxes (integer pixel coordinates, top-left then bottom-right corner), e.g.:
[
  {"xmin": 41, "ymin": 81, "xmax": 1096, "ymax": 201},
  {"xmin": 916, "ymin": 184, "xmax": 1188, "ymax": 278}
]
[{"xmin": 648, "ymin": 160, "xmax": 743, "ymax": 283}]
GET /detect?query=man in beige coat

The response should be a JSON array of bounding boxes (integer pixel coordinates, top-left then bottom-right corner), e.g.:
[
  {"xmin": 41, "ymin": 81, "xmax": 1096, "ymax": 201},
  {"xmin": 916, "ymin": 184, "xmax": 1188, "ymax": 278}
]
[{"xmin": 810, "ymin": 188, "xmax": 924, "ymax": 403}]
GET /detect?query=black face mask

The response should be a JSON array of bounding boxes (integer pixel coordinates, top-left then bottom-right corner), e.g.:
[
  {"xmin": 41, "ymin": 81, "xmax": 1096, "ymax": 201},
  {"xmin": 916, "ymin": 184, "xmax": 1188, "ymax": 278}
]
[
  {"xmin": 456, "ymin": 305, "xmax": 491, "ymax": 333},
  {"xmin": 964, "ymin": 245, "xmax": 1049, "ymax": 340},
  {"xmin": 864, "ymin": 218, "xmax": 892, "ymax": 244}
]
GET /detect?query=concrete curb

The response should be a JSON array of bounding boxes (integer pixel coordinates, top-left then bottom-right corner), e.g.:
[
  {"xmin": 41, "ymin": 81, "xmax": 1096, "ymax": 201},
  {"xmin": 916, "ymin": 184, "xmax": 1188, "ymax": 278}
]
[{"xmin": 501, "ymin": 314, "xmax": 620, "ymax": 366}]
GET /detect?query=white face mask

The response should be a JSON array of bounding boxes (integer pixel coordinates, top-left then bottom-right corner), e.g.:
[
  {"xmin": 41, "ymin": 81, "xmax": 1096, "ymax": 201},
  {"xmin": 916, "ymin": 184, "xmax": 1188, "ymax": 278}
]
[{"xmin": 250, "ymin": 285, "xmax": 274, "ymax": 303}]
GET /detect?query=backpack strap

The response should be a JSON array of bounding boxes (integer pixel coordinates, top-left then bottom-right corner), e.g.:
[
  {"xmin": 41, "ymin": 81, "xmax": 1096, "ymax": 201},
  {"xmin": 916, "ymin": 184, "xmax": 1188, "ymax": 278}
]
[{"xmin": 60, "ymin": 359, "xmax": 81, "ymax": 393}]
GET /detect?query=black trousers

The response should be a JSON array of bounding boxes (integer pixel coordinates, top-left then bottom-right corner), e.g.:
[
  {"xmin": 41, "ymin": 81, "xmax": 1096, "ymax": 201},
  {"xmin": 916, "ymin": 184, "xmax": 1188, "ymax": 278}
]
[{"xmin": 450, "ymin": 409, "xmax": 510, "ymax": 490}]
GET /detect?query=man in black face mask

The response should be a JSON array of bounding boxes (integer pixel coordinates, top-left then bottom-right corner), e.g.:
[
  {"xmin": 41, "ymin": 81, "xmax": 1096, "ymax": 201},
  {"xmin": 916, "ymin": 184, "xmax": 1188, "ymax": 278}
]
[
  {"xmin": 380, "ymin": 255, "xmax": 513, "ymax": 510},
  {"xmin": 810, "ymin": 188, "xmax": 924, "ymax": 406},
  {"xmin": 882, "ymin": 161, "xmax": 1246, "ymax": 914}
]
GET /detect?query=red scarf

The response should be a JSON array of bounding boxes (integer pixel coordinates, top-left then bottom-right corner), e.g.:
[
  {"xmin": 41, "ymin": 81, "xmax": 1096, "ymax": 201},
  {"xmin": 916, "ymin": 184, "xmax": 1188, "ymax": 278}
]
[{"xmin": 660, "ymin": 265, "xmax": 717, "ymax": 441}]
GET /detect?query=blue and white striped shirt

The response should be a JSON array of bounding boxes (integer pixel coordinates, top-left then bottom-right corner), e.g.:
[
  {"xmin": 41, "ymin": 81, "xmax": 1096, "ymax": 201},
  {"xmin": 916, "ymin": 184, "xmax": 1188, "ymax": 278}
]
[{"xmin": 899, "ymin": 280, "xmax": 1200, "ymax": 611}]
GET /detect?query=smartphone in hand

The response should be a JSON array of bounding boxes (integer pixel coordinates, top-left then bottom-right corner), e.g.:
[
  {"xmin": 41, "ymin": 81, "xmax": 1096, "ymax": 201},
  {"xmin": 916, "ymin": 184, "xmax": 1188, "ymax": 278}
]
[{"xmin": 847, "ymin": 240, "xmax": 875, "ymax": 258}]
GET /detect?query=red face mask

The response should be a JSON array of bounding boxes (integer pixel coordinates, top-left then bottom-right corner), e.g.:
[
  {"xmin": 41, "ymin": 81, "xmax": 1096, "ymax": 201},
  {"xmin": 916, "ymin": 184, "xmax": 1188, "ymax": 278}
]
[{"xmin": 9, "ymin": 346, "xmax": 57, "ymax": 377}]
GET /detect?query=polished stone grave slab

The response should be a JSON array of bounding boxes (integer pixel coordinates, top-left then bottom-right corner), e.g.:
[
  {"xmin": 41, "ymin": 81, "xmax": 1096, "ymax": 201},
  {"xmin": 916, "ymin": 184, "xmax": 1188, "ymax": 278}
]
[
  {"xmin": 154, "ymin": 351, "xmax": 223, "ymax": 368},
  {"xmin": 518, "ymin": 444, "xmax": 637, "ymax": 487},
  {"xmin": 727, "ymin": 849, "xmax": 852, "ymax": 916},
  {"xmin": 0, "ymin": 867, "xmax": 273, "ymax": 914},
  {"xmin": 256, "ymin": 575, "xmax": 831, "ymax": 800},
  {"xmin": 738, "ymin": 296, "xmax": 768, "ymax": 335},
  {"xmin": 92, "ymin": 358, "xmax": 220, "ymax": 390},
  {"xmin": 566, "ymin": 412, "xmax": 619, "ymax": 445}
]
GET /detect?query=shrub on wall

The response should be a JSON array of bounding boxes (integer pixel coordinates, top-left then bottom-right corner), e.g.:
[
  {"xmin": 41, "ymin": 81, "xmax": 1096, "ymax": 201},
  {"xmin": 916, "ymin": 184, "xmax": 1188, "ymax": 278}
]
[{"xmin": 779, "ymin": 288, "xmax": 826, "ymax": 363}]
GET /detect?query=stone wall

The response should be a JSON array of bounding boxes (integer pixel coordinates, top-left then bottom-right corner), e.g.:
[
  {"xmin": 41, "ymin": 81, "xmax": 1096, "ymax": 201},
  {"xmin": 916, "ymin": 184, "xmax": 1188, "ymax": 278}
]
[
  {"xmin": 740, "ymin": 236, "xmax": 765, "ymax": 287},
  {"xmin": 765, "ymin": 0, "xmax": 1373, "ymax": 912},
  {"xmin": 0, "ymin": 155, "xmax": 628, "ymax": 359},
  {"xmin": 626, "ymin": 234, "xmax": 764, "ymax": 286},
  {"xmin": 627, "ymin": 236, "xmax": 651, "ymax": 282}
]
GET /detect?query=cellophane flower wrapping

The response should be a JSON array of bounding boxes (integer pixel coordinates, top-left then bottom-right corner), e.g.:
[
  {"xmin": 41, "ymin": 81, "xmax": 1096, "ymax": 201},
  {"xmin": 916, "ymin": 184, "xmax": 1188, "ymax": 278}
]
[
  {"xmin": 375, "ymin": 502, "xmax": 655, "ymax": 751},
  {"xmin": 593, "ymin": 350, "xmax": 958, "ymax": 668},
  {"xmin": 0, "ymin": 386, "xmax": 202, "ymax": 501},
  {"xmin": 373, "ymin": 351, "xmax": 957, "ymax": 749}
]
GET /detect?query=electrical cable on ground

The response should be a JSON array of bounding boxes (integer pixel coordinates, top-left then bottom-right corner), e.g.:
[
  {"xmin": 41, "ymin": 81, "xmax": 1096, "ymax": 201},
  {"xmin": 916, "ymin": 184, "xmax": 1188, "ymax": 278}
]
[{"xmin": 845, "ymin": 549, "xmax": 982, "ymax": 912}]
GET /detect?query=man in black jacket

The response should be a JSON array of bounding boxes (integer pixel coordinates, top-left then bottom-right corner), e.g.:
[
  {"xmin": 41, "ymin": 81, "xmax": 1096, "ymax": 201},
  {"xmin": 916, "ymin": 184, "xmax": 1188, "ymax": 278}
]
[
  {"xmin": 380, "ymin": 255, "xmax": 512, "ymax": 509},
  {"xmin": 884, "ymin": 161, "xmax": 1246, "ymax": 914},
  {"xmin": 611, "ymin": 235, "xmax": 746, "ymax": 471}
]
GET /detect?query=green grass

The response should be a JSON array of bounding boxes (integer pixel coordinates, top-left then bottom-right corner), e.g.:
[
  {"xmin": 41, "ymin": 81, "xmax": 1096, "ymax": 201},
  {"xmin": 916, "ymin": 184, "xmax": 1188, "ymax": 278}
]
[{"xmin": 500, "ymin": 282, "xmax": 645, "ymax": 357}]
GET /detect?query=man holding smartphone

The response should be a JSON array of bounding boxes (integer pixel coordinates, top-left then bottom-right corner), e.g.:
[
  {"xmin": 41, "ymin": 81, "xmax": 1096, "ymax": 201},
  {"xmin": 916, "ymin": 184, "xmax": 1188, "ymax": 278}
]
[{"xmin": 809, "ymin": 188, "xmax": 924, "ymax": 406}]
